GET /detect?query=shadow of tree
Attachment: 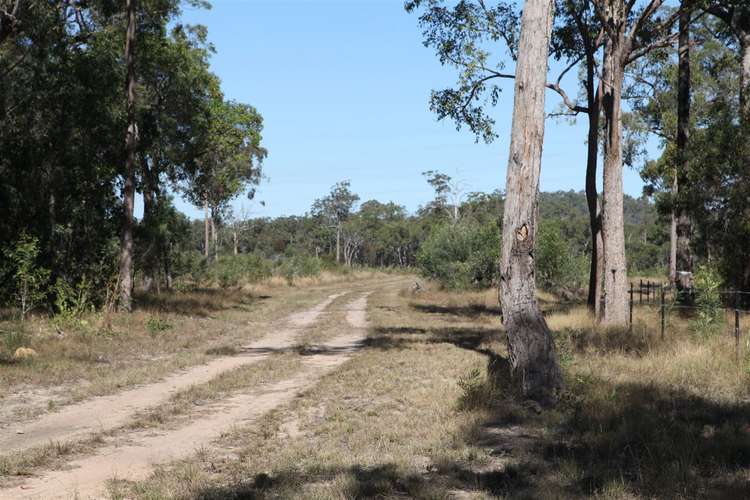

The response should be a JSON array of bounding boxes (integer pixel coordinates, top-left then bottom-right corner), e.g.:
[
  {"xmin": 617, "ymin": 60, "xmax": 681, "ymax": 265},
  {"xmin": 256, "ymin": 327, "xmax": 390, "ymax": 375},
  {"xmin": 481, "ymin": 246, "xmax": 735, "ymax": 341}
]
[
  {"xmin": 411, "ymin": 302, "xmax": 502, "ymax": 318},
  {"xmin": 193, "ymin": 461, "xmax": 535, "ymax": 499},
  {"xmin": 412, "ymin": 298, "xmax": 581, "ymax": 319},
  {"xmin": 133, "ymin": 289, "xmax": 269, "ymax": 317},
  {"xmin": 192, "ymin": 310, "xmax": 750, "ymax": 499}
]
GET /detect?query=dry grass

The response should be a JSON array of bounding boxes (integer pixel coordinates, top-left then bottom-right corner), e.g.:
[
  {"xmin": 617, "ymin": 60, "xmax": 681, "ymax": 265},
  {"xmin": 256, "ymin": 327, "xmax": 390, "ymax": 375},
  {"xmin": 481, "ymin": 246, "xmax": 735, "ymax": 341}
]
[
  {"xmin": 13, "ymin": 274, "xmax": 750, "ymax": 499},
  {"xmin": 130, "ymin": 279, "xmax": 750, "ymax": 498},
  {"xmin": 0, "ymin": 272, "xmax": 391, "ymax": 425}
]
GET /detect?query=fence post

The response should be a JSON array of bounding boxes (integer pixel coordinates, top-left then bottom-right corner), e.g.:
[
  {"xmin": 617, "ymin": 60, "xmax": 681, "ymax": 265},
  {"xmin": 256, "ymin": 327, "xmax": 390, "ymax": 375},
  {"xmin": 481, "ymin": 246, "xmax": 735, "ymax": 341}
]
[
  {"xmin": 660, "ymin": 285, "xmax": 665, "ymax": 340},
  {"xmin": 629, "ymin": 282, "xmax": 634, "ymax": 331},
  {"xmin": 735, "ymin": 289, "xmax": 740, "ymax": 358},
  {"xmin": 639, "ymin": 279, "xmax": 643, "ymax": 304}
]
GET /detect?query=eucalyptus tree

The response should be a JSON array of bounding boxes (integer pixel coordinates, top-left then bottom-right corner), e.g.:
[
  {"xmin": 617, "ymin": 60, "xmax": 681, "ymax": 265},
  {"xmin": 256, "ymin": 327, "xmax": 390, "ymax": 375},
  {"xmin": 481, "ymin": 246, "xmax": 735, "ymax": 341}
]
[
  {"xmin": 118, "ymin": 0, "xmax": 138, "ymax": 311},
  {"xmin": 183, "ymin": 92, "xmax": 267, "ymax": 262},
  {"xmin": 137, "ymin": 23, "xmax": 217, "ymax": 289},
  {"xmin": 636, "ymin": 16, "xmax": 750, "ymax": 289},
  {"xmin": 700, "ymin": 2, "xmax": 750, "ymax": 288},
  {"xmin": 311, "ymin": 181, "xmax": 360, "ymax": 263},
  {"xmin": 499, "ymin": 0, "xmax": 563, "ymax": 404},
  {"xmin": 406, "ymin": 0, "xmax": 606, "ymax": 312},
  {"xmin": 673, "ymin": 1, "xmax": 693, "ymax": 291},
  {"xmin": 593, "ymin": 0, "xmax": 684, "ymax": 327}
]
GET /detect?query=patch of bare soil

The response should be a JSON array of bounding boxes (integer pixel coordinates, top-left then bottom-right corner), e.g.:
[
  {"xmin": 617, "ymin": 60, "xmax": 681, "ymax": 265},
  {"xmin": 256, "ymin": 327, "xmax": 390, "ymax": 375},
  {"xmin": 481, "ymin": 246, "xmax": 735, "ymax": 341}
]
[
  {"xmin": 0, "ymin": 293, "xmax": 344, "ymax": 455},
  {"xmin": 0, "ymin": 292, "xmax": 372, "ymax": 500}
]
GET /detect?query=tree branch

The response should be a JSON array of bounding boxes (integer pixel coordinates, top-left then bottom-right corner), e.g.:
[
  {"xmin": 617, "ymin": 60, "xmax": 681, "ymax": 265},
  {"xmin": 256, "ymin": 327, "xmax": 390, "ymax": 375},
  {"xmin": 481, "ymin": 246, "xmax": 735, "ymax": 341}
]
[{"xmin": 627, "ymin": 32, "xmax": 679, "ymax": 64}]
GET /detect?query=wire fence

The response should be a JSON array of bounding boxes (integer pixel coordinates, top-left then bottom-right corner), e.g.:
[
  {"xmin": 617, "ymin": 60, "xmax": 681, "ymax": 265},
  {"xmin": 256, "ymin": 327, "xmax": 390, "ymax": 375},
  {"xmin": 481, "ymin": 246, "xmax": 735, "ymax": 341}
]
[{"xmin": 628, "ymin": 280, "xmax": 750, "ymax": 356}]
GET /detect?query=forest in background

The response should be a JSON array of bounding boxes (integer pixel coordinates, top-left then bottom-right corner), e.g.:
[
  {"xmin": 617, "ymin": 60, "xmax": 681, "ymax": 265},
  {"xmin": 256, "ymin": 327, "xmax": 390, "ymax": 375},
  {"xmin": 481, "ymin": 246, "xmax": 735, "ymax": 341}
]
[{"xmin": 1, "ymin": 0, "xmax": 749, "ymax": 327}]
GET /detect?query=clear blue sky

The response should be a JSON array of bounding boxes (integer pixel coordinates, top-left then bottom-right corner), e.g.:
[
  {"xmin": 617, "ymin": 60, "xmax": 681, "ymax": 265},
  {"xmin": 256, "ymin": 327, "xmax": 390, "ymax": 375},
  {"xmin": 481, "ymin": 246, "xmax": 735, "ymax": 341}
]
[{"xmin": 170, "ymin": 0, "xmax": 650, "ymax": 220}]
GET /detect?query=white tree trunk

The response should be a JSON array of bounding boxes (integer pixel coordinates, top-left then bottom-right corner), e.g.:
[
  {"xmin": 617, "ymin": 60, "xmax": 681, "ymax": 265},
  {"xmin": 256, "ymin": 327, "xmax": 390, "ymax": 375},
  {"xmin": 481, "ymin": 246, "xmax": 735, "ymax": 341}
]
[{"xmin": 499, "ymin": 0, "xmax": 563, "ymax": 405}]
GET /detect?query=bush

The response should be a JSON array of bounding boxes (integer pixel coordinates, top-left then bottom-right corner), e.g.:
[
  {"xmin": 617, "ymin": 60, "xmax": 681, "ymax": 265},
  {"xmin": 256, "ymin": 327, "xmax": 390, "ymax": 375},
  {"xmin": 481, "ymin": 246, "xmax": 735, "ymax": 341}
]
[
  {"xmin": 172, "ymin": 250, "xmax": 208, "ymax": 284},
  {"xmin": 278, "ymin": 255, "xmax": 322, "ymax": 284},
  {"xmin": 208, "ymin": 254, "xmax": 272, "ymax": 288},
  {"xmin": 54, "ymin": 276, "xmax": 95, "ymax": 320},
  {"xmin": 691, "ymin": 264, "xmax": 724, "ymax": 337},
  {"xmin": 416, "ymin": 221, "xmax": 500, "ymax": 289},
  {"xmin": 145, "ymin": 316, "xmax": 172, "ymax": 336},
  {"xmin": 537, "ymin": 221, "xmax": 587, "ymax": 291},
  {"xmin": 3, "ymin": 233, "xmax": 51, "ymax": 320}
]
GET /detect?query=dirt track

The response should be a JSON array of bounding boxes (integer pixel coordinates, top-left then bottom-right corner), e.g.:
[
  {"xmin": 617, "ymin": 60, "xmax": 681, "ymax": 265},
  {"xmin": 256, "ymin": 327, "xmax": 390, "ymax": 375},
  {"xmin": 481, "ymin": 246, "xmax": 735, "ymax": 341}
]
[{"xmin": 0, "ymin": 290, "xmax": 375, "ymax": 499}]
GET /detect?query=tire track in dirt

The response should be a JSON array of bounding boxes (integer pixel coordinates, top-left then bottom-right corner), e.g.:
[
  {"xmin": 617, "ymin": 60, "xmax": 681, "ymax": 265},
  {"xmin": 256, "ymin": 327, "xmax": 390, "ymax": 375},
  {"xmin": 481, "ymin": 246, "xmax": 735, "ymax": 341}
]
[
  {"xmin": 0, "ymin": 292, "xmax": 345, "ymax": 455},
  {"xmin": 0, "ymin": 292, "xmax": 372, "ymax": 500}
]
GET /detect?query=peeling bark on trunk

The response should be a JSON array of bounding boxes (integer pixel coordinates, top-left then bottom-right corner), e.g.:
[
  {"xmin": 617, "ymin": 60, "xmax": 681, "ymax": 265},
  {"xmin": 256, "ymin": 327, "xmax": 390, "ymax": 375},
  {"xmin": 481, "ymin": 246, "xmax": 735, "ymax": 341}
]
[
  {"xmin": 499, "ymin": 0, "xmax": 563, "ymax": 405},
  {"xmin": 600, "ymin": 15, "xmax": 629, "ymax": 328},
  {"xmin": 118, "ymin": 0, "xmax": 137, "ymax": 312},
  {"xmin": 675, "ymin": 6, "xmax": 693, "ymax": 292}
]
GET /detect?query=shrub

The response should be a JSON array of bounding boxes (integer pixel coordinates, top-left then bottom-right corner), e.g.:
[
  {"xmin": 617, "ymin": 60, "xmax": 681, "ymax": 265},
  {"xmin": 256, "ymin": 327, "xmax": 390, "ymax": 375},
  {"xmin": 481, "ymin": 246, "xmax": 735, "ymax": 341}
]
[
  {"xmin": 208, "ymin": 254, "xmax": 272, "ymax": 288},
  {"xmin": 691, "ymin": 264, "xmax": 724, "ymax": 337},
  {"xmin": 416, "ymin": 221, "xmax": 500, "ymax": 289},
  {"xmin": 537, "ymin": 221, "xmax": 587, "ymax": 291},
  {"xmin": 278, "ymin": 255, "xmax": 322, "ymax": 283},
  {"xmin": 4, "ymin": 233, "xmax": 51, "ymax": 320},
  {"xmin": 172, "ymin": 250, "xmax": 208, "ymax": 284},
  {"xmin": 54, "ymin": 276, "xmax": 95, "ymax": 320},
  {"xmin": 145, "ymin": 316, "xmax": 172, "ymax": 336}
]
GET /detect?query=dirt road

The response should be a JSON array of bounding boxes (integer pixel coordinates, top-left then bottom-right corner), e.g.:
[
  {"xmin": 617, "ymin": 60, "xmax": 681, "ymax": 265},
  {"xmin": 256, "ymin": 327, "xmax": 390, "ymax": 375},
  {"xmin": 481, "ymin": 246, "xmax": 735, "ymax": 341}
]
[{"xmin": 0, "ymin": 286, "xmax": 378, "ymax": 499}]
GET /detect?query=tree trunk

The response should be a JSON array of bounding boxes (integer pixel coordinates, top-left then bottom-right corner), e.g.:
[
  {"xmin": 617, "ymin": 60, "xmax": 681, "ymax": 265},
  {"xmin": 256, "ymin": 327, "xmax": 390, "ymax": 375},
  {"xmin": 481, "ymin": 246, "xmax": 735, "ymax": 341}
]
[
  {"xmin": 142, "ymin": 189, "xmax": 154, "ymax": 293},
  {"xmin": 675, "ymin": 5, "xmax": 693, "ymax": 292},
  {"xmin": 669, "ymin": 213, "xmax": 677, "ymax": 283},
  {"xmin": 600, "ymin": 18, "xmax": 629, "ymax": 328},
  {"xmin": 211, "ymin": 209, "xmax": 218, "ymax": 262},
  {"xmin": 498, "ymin": 0, "xmax": 562, "ymax": 405},
  {"xmin": 141, "ymin": 157, "xmax": 158, "ymax": 293},
  {"xmin": 585, "ymin": 78, "xmax": 602, "ymax": 313},
  {"xmin": 204, "ymin": 199, "xmax": 210, "ymax": 259},
  {"xmin": 233, "ymin": 225, "xmax": 238, "ymax": 255},
  {"xmin": 336, "ymin": 224, "xmax": 341, "ymax": 263},
  {"xmin": 163, "ymin": 243, "xmax": 172, "ymax": 290},
  {"xmin": 118, "ymin": 0, "xmax": 137, "ymax": 312},
  {"xmin": 738, "ymin": 32, "xmax": 750, "ymax": 291},
  {"xmin": 740, "ymin": 33, "xmax": 750, "ymax": 127}
]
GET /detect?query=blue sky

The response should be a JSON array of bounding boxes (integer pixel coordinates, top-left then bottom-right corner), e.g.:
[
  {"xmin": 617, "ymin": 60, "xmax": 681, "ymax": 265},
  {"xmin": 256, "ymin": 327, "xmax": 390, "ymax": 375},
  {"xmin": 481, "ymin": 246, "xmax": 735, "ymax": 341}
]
[{"xmin": 169, "ymin": 0, "xmax": 651, "ymax": 220}]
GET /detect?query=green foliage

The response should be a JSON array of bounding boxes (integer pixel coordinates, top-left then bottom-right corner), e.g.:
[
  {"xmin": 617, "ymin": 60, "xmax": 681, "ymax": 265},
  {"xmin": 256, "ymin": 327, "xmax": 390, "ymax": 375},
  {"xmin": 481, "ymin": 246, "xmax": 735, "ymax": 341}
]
[
  {"xmin": 4, "ymin": 234, "xmax": 51, "ymax": 320},
  {"xmin": 417, "ymin": 221, "xmax": 500, "ymax": 289},
  {"xmin": 54, "ymin": 276, "xmax": 95, "ymax": 320},
  {"xmin": 691, "ymin": 265, "xmax": 724, "ymax": 337},
  {"xmin": 456, "ymin": 367, "xmax": 484, "ymax": 411},
  {"xmin": 456, "ymin": 366, "xmax": 503, "ymax": 411},
  {"xmin": 145, "ymin": 316, "xmax": 173, "ymax": 336},
  {"xmin": 278, "ymin": 255, "xmax": 322, "ymax": 284},
  {"xmin": 537, "ymin": 221, "xmax": 587, "ymax": 291},
  {"xmin": 209, "ymin": 254, "xmax": 272, "ymax": 288}
]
